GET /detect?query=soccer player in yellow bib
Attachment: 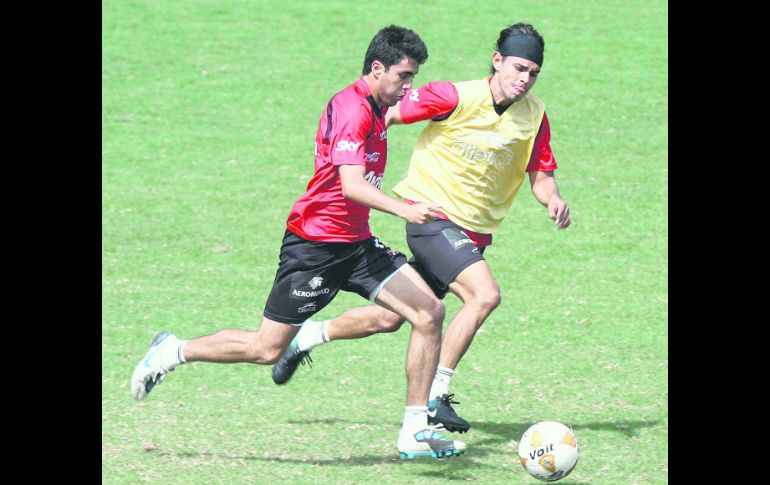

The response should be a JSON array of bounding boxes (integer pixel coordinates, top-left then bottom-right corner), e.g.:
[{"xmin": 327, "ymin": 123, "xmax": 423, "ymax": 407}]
[{"xmin": 272, "ymin": 23, "xmax": 571, "ymax": 435}]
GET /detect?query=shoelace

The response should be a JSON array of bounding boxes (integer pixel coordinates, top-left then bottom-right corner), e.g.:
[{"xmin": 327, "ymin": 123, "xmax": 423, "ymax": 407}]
[
  {"xmin": 442, "ymin": 393, "xmax": 461, "ymax": 406},
  {"xmin": 297, "ymin": 351, "xmax": 313, "ymax": 368},
  {"xmin": 151, "ymin": 367, "xmax": 173, "ymax": 385}
]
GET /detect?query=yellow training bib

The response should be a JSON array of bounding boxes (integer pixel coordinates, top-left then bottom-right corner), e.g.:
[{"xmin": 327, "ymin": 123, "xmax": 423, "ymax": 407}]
[{"xmin": 393, "ymin": 78, "xmax": 545, "ymax": 233}]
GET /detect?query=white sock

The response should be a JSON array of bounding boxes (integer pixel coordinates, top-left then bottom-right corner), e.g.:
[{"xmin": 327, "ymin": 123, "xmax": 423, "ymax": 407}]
[
  {"xmin": 177, "ymin": 340, "xmax": 187, "ymax": 364},
  {"xmin": 161, "ymin": 337, "xmax": 185, "ymax": 369},
  {"xmin": 429, "ymin": 366, "xmax": 455, "ymax": 400},
  {"xmin": 401, "ymin": 405, "xmax": 428, "ymax": 435},
  {"xmin": 296, "ymin": 319, "xmax": 331, "ymax": 351}
]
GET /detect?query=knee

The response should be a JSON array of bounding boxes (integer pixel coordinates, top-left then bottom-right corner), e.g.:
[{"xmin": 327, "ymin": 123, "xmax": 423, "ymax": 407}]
[
  {"xmin": 373, "ymin": 310, "xmax": 407, "ymax": 333},
  {"xmin": 473, "ymin": 286, "xmax": 501, "ymax": 315},
  {"xmin": 243, "ymin": 333, "xmax": 285, "ymax": 364},
  {"xmin": 430, "ymin": 299, "xmax": 446, "ymax": 325},
  {"xmin": 412, "ymin": 299, "xmax": 446, "ymax": 332},
  {"xmin": 258, "ymin": 345, "xmax": 285, "ymax": 365}
]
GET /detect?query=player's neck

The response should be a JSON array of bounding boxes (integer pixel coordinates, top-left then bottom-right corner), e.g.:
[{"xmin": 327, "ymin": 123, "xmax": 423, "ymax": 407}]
[
  {"xmin": 489, "ymin": 74, "xmax": 514, "ymax": 107},
  {"xmin": 363, "ymin": 74, "xmax": 384, "ymax": 108}
]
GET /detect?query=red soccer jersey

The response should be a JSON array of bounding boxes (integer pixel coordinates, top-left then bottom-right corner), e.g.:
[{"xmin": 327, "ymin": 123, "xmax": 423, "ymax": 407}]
[
  {"xmin": 286, "ymin": 78, "xmax": 389, "ymax": 242},
  {"xmin": 399, "ymin": 80, "xmax": 557, "ymax": 172}
]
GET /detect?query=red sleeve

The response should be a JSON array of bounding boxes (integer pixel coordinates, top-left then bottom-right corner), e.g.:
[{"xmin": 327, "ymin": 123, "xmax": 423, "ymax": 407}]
[
  {"xmin": 525, "ymin": 112, "xmax": 558, "ymax": 172},
  {"xmin": 329, "ymin": 102, "xmax": 369, "ymax": 166},
  {"xmin": 398, "ymin": 81, "xmax": 458, "ymax": 124}
]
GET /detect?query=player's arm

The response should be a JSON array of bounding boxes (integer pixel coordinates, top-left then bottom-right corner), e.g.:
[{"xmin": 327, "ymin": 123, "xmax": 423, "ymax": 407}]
[
  {"xmin": 385, "ymin": 81, "xmax": 458, "ymax": 128},
  {"xmin": 385, "ymin": 102, "xmax": 405, "ymax": 127},
  {"xmin": 526, "ymin": 112, "xmax": 570, "ymax": 229},
  {"xmin": 338, "ymin": 164, "xmax": 441, "ymax": 224},
  {"xmin": 529, "ymin": 170, "xmax": 570, "ymax": 229}
]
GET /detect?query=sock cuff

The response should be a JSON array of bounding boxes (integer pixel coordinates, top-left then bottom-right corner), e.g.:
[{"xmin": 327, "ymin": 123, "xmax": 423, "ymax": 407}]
[
  {"xmin": 178, "ymin": 340, "xmax": 187, "ymax": 364},
  {"xmin": 437, "ymin": 365, "xmax": 455, "ymax": 377},
  {"xmin": 404, "ymin": 405, "xmax": 428, "ymax": 413},
  {"xmin": 321, "ymin": 319, "xmax": 331, "ymax": 343}
]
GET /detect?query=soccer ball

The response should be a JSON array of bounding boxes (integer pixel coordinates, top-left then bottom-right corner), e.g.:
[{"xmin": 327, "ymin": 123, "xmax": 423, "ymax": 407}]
[{"xmin": 518, "ymin": 421, "xmax": 579, "ymax": 482}]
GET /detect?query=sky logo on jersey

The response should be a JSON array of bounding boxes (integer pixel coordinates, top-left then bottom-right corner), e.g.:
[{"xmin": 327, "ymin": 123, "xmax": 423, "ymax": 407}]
[{"xmin": 336, "ymin": 140, "xmax": 362, "ymax": 152}]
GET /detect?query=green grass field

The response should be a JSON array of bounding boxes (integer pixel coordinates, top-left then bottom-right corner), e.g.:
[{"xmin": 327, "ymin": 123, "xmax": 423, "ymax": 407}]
[{"xmin": 103, "ymin": 1, "xmax": 667, "ymax": 483}]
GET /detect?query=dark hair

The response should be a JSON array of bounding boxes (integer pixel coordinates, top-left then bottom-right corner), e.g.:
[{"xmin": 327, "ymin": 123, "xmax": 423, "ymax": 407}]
[
  {"xmin": 490, "ymin": 23, "xmax": 545, "ymax": 75},
  {"xmin": 362, "ymin": 25, "xmax": 428, "ymax": 75}
]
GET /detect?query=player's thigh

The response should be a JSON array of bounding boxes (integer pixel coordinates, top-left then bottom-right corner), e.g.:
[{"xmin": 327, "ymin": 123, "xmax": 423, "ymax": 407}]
[
  {"xmin": 406, "ymin": 219, "xmax": 485, "ymax": 298},
  {"xmin": 448, "ymin": 259, "xmax": 500, "ymax": 304},
  {"xmin": 262, "ymin": 230, "xmax": 349, "ymax": 325},
  {"xmin": 375, "ymin": 264, "xmax": 444, "ymax": 325}
]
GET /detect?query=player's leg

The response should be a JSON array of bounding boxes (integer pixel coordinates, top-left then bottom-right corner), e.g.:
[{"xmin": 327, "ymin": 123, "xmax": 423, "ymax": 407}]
[
  {"xmin": 425, "ymin": 259, "xmax": 500, "ymax": 432},
  {"xmin": 270, "ymin": 305, "xmax": 405, "ymax": 385},
  {"xmin": 403, "ymin": 219, "xmax": 496, "ymax": 433},
  {"xmin": 441, "ymin": 260, "xmax": 501, "ymax": 369},
  {"xmin": 271, "ymin": 239, "xmax": 448, "ymax": 384},
  {"xmin": 373, "ymin": 263, "xmax": 444, "ymax": 408},
  {"xmin": 131, "ymin": 229, "xmax": 341, "ymax": 400},
  {"xmin": 181, "ymin": 318, "xmax": 299, "ymax": 364},
  {"xmin": 373, "ymin": 263, "xmax": 465, "ymax": 458},
  {"xmin": 130, "ymin": 318, "xmax": 299, "ymax": 400}
]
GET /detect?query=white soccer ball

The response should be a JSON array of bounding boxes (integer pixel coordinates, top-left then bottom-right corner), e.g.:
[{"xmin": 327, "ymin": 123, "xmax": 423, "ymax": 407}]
[{"xmin": 518, "ymin": 421, "xmax": 579, "ymax": 482}]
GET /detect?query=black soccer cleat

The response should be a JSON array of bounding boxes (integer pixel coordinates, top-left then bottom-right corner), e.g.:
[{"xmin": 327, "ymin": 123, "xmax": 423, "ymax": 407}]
[
  {"xmin": 427, "ymin": 393, "xmax": 471, "ymax": 433},
  {"xmin": 271, "ymin": 341, "xmax": 313, "ymax": 385}
]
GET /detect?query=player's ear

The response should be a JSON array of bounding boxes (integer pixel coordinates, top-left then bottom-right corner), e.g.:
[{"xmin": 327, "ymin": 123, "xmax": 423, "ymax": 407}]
[
  {"xmin": 371, "ymin": 60, "xmax": 384, "ymax": 79},
  {"xmin": 491, "ymin": 51, "xmax": 503, "ymax": 73}
]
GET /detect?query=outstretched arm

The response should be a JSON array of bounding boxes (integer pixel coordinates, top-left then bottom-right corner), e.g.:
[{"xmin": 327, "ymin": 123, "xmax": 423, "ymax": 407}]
[{"xmin": 529, "ymin": 170, "xmax": 571, "ymax": 229}]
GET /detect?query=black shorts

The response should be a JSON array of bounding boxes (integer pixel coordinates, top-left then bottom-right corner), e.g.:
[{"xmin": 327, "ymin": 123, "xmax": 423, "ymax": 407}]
[
  {"xmin": 406, "ymin": 219, "xmax": 486, "ymax": 299},
  {"xmin": 263, "ymin": 230, "xmax": 408, "ymax": 325}
]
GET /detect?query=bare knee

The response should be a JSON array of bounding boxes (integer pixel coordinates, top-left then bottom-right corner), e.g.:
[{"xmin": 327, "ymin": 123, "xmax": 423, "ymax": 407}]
[
  {"xmin": 373, "ymin": 309, "xmax": 407, "ymax": 333},
  {"xmin": 410, "ymin": 299, "xmax": 446, "ymax": 333},
  {"xmin": 258, "ymin": 344, "xmax": 286, "ymax": 364},
  {"xmin": 242, "ymin": 332, "xmax": 288, "ymax": 365},
  {"xmin": 471, "ymin": 286, "xmax": 501, "ymax": 318}
]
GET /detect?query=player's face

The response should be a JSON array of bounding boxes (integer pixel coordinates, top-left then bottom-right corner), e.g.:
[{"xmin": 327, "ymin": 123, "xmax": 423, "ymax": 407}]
[
  {"xmin": 491, "ymin": 53, "xmax": 540, "ymax": 105},
  {"xmin": 375, "ymin": 58, "xmax": 420, "ymax": 107}
]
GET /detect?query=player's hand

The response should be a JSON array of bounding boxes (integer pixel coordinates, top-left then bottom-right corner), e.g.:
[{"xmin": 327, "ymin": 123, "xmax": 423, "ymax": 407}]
[
  {"xmin": 548, "ymin": 197, "xmax": 571, "ymax": 229},
  {"xmin": 403, "ymin": 202, "xmax": 442, "ymax": 224}
]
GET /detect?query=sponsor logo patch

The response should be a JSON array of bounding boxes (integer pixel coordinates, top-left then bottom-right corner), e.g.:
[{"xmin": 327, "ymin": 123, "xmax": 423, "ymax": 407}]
[
  {"xmin": 298, "ymin": 302, "xmax": 317, "ymax": 314},
  {"xmin": 441, "ymin": 228, "xmax": 475, "ymax": 250},
  {"xmin": 336, "ymin": 140, "xmax": 362, "ymax": 152},
  {"xmin": 292, "ymin": 288, "xmax": 331, "ymax": 298},
  {"xmin": 363, "ymin": 170, "xmax": 383, "ymax": 189}
]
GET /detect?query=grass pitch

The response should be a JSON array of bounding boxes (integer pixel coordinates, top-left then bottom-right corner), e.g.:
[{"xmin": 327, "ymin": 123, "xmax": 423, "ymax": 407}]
[{"xmin": 103, "ymin": 1, "xmax": 667, "ymax": 483}]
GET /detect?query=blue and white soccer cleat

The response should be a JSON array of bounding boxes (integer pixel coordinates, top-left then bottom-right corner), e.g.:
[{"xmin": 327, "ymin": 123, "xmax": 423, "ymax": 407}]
[
  {"xmin": 397, "ymin": 425, "xmax": 467, "ymax": 459},
  {"xmin": 130, "ymin": 331, "xmax": 181, "ymax": 400}
]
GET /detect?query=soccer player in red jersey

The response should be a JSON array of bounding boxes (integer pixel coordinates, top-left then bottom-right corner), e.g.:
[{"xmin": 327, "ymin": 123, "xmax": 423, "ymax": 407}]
[
  {"xmin": 130, "ymin": 25, "xmax": 466, "ymax": 459},
  {"xmin": 274, "ymin": 23, "xmax": 571, "ymax": 434}
]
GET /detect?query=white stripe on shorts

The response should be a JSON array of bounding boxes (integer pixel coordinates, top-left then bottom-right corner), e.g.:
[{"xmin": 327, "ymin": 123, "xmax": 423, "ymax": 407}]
[{"xmin": 368, "ymin": 263, "xmax": 408, "ymax": 302}]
